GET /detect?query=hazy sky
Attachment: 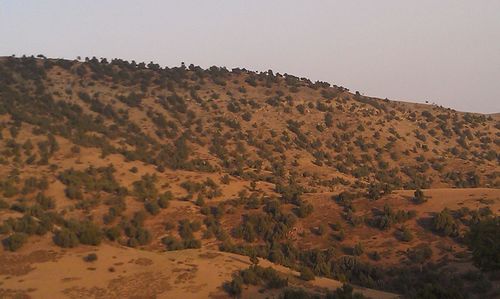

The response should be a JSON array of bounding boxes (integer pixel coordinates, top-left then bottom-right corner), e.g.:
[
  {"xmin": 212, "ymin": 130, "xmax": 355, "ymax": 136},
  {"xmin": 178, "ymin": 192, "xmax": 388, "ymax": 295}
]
[{"xmin": 1, "ymin": 1, "xmax": 499, "ymax": 113}]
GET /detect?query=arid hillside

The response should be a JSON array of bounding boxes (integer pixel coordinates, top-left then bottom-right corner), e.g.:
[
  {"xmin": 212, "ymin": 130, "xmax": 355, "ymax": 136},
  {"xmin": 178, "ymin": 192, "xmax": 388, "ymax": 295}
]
[{"xmin": 0, "ymin": 56, "xmax": 499, "ymax": 298}]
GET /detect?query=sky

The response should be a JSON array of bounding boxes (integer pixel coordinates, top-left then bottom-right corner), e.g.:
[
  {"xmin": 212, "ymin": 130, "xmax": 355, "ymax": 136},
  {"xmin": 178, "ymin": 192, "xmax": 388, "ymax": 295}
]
[{"xmin": 1, "ymin": 0, "xmax": 499, "ymax": 113}]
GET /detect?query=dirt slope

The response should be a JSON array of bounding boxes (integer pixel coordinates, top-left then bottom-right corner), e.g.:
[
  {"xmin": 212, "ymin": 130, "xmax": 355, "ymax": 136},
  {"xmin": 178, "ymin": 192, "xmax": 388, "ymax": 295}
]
[{"xmin": 0, "ymin": 242, "xmax": 399, "ymax": 299}]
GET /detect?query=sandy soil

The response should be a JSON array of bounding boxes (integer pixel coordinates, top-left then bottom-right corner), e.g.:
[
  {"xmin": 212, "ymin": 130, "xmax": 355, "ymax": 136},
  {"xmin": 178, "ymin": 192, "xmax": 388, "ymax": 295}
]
[{"xmin": 0, "ymin": 242, "xmax": 399, "ymax": 299}]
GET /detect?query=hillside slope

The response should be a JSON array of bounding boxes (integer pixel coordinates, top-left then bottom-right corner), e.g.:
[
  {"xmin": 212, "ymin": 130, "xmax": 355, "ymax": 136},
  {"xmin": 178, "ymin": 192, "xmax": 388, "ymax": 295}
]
[{"xmin": 0, "ymin": 55, "xmax": 499, "ymax": 298}]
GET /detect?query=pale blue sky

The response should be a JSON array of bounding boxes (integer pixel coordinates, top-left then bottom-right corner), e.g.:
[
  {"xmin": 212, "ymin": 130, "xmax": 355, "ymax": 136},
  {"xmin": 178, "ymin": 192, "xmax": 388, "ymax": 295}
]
[{"xmin": 1, "ymin": 0, "xmax": 499, "ymax": 113}]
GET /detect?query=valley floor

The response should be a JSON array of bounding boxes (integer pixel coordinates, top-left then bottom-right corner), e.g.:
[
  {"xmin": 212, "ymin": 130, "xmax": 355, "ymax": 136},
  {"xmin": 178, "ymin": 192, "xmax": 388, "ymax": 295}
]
[{"xmin": 0, "ymin": 241, "xmax": 399, "ymax": 299}]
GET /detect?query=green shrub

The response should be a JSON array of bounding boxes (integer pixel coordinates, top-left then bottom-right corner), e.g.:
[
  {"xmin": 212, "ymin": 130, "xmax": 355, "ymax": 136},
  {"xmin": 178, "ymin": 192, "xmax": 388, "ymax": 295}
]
[
  {"xmin": 135, "ymin": 227, "xmax": 152, "ymax": 245},
  {"xmin": 327, "ymin": 283, "xmax": 366, "ymax": 299},
  {"xmin": 413, "ymin": 189, "xmax": 426, "ymax": 204},
  {"xmin": 0, "ymin": 198, "xmax": 9, "ymax": 209},
  {"xmin": 105, "ymin": 227, "xmax": 121, "ymax": 241},
  {"xmin": 466, "ymin": 217, "xmax": 499, "ymax": 271},
  {"xmin": 183, "ymin": 238, "xmax": 201, "ymax": 249},
  {"xmin": 157, "ymin": 196, "xmax": 170, "ymax": 209},
  {"xmin": 3, "ymin": 232, "xmax": 28, "ymax": 251},
  {"xmin": 225, "ymin": 276, "xmax": 243, "ymax": 296},
  {"xmin": 281, "ymin": 288, "xmax": 314, "ymax": 299},
  {"xmin": 398, "ymin": 226, "xmax": 414, "ymax": 242},
  {"xmin": 162, "ymin": 235, "xmax": 184, "ymax": 251},
  {"xmin": 353, "ymin": 243, "xmax": 364, "ymax": 256},
  {"xmin": 145, "ymin": 201, "xmax": 160, "ymax": 215},
  {"xmin": 84, "ymin": 253, "xmax": 98, "ymax": 262},
  {"xmin": 53, "ymin": 229, "xmax": 79, "ymax": 248},
  {"xmin": 432, "ymin": 209, "xmax": 458, "ymax": 237},
  {"xmin": 299, "ymin": 267, "xmax": 315, "ymax": 281},
  {"xmin": 370, "ymin": 251, "xmax": 381, "ymax": 261},
  {"xmin": 407, "ymin": 245, "xmax": 432, "ymax": 263},
  {"xmin": 133, "ymin": 174, "xmax": 158, "ymax": 201},
  {"xmin": 77, "ymin": 221, "xmax": 102, "ymax": 245}
]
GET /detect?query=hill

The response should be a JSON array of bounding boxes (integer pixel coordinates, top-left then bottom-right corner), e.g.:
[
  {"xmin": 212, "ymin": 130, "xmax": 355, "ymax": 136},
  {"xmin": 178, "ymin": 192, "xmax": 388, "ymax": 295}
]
[{"xmin": 0, "ymin": 55, "xmax": 499, "ymax": 298}]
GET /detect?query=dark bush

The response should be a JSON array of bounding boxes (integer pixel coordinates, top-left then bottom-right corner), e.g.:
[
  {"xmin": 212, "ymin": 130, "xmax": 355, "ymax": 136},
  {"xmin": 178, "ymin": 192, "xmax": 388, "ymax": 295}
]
[
  {"xmin": 145, "ymin": 201, "xmax": 160, "ymax": 215},
  {"xmin": 3, "ymin": 232, "xmax": 27, "ymax": 251},
  {"xmin": 53, "ymin": 229, "xmax": 79, "ymax": 248},
  {"xmin": 466, "ymin": 217, "xmax": 499, "ymax": 271},
  {"xmin": 84, "ymin": 253, "xmax": 98, "ymax": 262},
  {"xmin": 432, "ymin": 209, "xmax": 458, "ymax": 237},
  {"xmin": 225, "ymin": 276, "xmax": 243, "ymax": 296},
  {"xmin": 77, "ymin": 221, "xmax": 102, "ymax": 245},
  {"xmin": 299, "ymin": 267, "xmax": 315, "ymax": 281}
]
